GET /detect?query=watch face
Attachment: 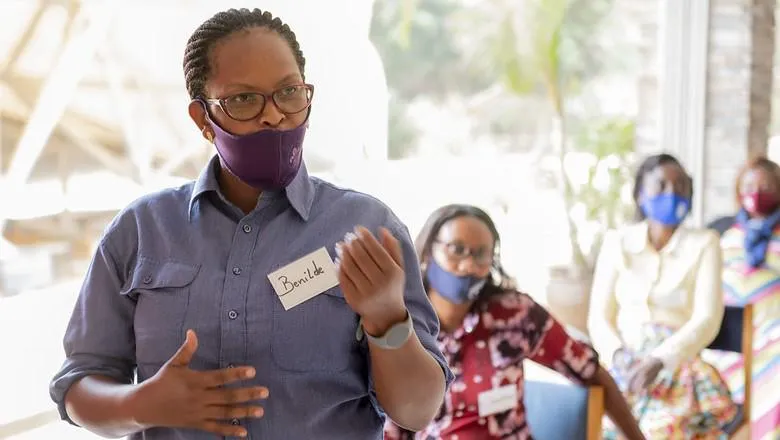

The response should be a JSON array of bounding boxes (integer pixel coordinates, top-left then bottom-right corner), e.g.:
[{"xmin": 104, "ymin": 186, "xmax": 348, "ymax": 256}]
[{"xmin": 386, "ymin": 320, "xmax": 411, "ymax": 348}]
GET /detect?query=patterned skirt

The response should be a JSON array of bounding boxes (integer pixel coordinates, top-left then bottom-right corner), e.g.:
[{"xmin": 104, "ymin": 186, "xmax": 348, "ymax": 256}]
[{"xmin": 604, "ymin": 325, "xmax": 739, "ymax": 440}]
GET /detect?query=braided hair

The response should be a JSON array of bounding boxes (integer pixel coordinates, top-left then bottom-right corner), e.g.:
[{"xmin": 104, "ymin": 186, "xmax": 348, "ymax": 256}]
[{"xmin": 183, "ymin": 8, "xmax": 306, "ymax": 99}]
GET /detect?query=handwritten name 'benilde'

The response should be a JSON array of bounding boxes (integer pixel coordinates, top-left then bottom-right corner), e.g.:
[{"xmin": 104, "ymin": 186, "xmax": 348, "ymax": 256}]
[{"xmin": 278, "ymin": 260, "xmax": 326, "ymax": 296}]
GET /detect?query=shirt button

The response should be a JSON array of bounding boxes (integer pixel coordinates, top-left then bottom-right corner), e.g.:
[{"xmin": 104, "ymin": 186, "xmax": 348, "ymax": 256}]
[
  {"xmin": 478, "ymin": 418, "xmax": 486, "ymax": 425},
  {"xmin": 143, "ymin": 275, "xmax": 152, "ymax": 284},
  {"xmin": 228, "ymin": 310, "xmax": 239, "ymax": 320},
  {"xmin": 476, "ymin": 340, "xmax": 486, "ymax": 349},
  {"xmin": 242, "ymin": 224, "xmax": 252, "ymax": 233},
  {"xmin": 232, "ymin": 267, "xmax": 242, "ymax": 275},
  {"xmin": 473, "ymin": 375, "xmax": 483, "ymax": 384},
  {"xmin": 231, "ymin": 418, "xmax": 240, "ymax": 425}
]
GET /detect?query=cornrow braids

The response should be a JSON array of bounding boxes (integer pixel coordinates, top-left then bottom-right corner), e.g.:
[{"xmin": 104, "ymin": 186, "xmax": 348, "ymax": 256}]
[{"xmin": 182, "ymin": 8, "xmax": 306, "ymax": 99}]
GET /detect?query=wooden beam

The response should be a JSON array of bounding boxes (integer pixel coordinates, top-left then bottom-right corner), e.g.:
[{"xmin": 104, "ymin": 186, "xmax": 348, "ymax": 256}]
[
  {"xmin": 0, "ymin": 409, "xmax": 60, "ymax": 438},
  {"xmin": 0, "ymin": 3, "xmax": 48, "ymax": 78},
  {"xmin": 4, "ymin": 72, "xmax": 181, "ymax": 93},
  {"xmin": 4, "ymin": 1, "xmax": 116, "ymax": 189},
  {"xmin": 3, "ymin": 225, "xmax": 62, "ymax": 245},
  {"xmin": 100, "ymin": 51, "xmax": 151, "ymax": 183}
]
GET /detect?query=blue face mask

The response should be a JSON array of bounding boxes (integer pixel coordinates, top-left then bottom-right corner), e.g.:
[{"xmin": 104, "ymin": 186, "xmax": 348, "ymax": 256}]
[
  {"xmin": 425, "ymin": 259, "xmax": 487, "ymax": 304},
  {"xmin": 641, "ymin": 193, "xmax": 691, "ymax": 226}
]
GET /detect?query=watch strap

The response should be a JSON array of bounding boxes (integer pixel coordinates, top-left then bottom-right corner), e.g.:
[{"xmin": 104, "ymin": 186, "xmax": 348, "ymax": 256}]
[{"xmin": 356, "ymin": 311, "xmax": 413, "ymax": 350}]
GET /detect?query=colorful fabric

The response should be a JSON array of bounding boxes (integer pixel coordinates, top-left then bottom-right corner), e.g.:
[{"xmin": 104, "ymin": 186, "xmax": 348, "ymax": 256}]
[
  {"xmin": 603, "ymin": 324, "xmax": 738, "ymax": 440},
  {"xmin": 384, "ymin": 290, "xmax": 599, "ymax": 440},
  {"xmin": 710, "ymin": 225, "xmax": 780, "ymax": 440},
  {"xmin": 704, "ymin": 321, "xmax": 780, "ymax": 440},
  {"xmin": 721, "ymin": 226, "xmax": 780, "ymax": 324}
]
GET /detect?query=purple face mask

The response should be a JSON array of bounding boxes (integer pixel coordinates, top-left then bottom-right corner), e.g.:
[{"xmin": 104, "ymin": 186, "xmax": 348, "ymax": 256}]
[{"xmin": 203, "ymin": 108, "xmax": 309, "ymax": 190}]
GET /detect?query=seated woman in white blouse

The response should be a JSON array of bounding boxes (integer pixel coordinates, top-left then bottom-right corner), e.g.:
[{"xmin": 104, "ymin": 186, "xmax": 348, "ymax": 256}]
[{"xmin": 588, "ymin": 153, "xmax": 739, "ymax": 439}]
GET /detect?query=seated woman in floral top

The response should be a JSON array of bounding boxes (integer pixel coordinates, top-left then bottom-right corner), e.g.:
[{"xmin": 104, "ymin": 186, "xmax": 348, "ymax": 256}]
[{"xmin": 385, "ymin": 204, "xmax": 644, "ymax": 440}]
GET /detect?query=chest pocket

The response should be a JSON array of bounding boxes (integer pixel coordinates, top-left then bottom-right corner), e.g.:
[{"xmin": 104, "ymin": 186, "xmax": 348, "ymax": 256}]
[
  {"xmin": 270, "ymin": 285, "xmax": 361, "ymax": 373},
  {"xmin": 122, "ymin": 257, "xmax": 200, "ymax": 364}
]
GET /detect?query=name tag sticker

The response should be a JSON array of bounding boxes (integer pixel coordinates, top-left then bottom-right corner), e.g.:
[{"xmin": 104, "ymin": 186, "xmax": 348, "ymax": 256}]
[
  {"xmin": 478, "ymin": 384, "xmax": 518, "ymax": 417},
  {"xmin": 268, "ymin": 247, "xmax": 339, "ymax": 310}
]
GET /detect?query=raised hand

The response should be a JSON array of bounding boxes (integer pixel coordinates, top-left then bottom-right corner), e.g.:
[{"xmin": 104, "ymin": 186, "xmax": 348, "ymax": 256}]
[
  {"xmin": 335, "ymin": 226, "xmax": 408, "ymax": 336},
  {"xmin": 127, "ymin": 330, "xmax": 268, "ymax": 437}
]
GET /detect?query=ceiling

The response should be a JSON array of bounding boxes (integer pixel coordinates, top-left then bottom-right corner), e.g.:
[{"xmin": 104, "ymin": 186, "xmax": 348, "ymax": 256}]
[{"xmin": 0, "ymin": 0, "xmax": 388, "ymax": 250}]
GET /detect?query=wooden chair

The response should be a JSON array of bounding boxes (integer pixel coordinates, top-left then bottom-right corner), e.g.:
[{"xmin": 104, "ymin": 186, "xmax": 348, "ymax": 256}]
[
  {"xmin": 524, "ymin": 381, "xmax": 604, "ymax": 440},
  {"xmin": 706, "ymin": 304, "xmax": 754, "ymax": 438}
]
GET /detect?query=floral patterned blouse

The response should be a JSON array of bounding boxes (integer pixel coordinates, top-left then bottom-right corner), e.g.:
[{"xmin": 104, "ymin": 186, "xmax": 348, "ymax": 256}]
[{"xmin": 385, "ymin": 290, "xmax": 599, "ymax": 440}]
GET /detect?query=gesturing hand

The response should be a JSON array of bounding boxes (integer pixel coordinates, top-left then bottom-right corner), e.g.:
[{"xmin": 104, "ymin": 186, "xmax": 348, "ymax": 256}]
[
  {"xmin": 128, "ymin": 330, "xmax": 268, "ymax": 438},
  {"xmin": 336, "ymin": 226, "xmax": 408, "ymax": 337}
]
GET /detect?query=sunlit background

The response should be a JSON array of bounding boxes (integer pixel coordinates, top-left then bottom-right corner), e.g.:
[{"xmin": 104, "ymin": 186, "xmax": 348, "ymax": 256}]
[{"xmin": 1, "ymin": 0, "xmax": 779, "ymax": 438}]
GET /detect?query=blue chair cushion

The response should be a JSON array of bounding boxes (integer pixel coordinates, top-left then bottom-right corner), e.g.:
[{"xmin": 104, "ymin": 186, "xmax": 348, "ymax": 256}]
[{"xmin": 524, "ymin": 380, "xmax": 589, "ymax": 440}]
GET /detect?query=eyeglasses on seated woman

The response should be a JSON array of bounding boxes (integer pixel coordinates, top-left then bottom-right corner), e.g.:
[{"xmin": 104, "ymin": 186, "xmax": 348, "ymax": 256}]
[{"xmin": 385, "ymin": 204, "xmax": 645, "ymax": 440}]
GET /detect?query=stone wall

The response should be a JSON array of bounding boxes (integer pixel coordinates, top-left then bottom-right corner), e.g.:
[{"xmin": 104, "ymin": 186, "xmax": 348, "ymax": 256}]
[
  {"xmin": 633, "ymin": 0, "xmax": 775, "ymax": 223},
  {"xmin": 703, "ymin": 0, "xmax": 756, "ymax": 221},
  {"xmin": 704, "ymin": 0, "xmax": 775, "ymax": 221}
]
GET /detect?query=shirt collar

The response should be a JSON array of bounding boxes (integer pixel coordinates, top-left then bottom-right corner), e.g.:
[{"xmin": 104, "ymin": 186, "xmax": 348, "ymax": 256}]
[
  {"xmin": 188, "ymin": 155, "xmax": 315, "ymax": 221},
  {"xmin": 624, "ymin": 220, "xmax": 686, "ymax": 255}
]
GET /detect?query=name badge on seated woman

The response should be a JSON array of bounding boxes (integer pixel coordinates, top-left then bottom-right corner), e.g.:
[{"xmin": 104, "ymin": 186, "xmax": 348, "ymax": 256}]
[{"xmin": 478, "ymin": 384, "xmax": 518, "ymax": 417}]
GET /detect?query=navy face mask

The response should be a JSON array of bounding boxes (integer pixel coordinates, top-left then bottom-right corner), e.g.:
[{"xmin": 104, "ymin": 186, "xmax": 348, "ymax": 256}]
[{"xmin": 425, "ymin": 258, "xmax": 487, "ymax": 304}]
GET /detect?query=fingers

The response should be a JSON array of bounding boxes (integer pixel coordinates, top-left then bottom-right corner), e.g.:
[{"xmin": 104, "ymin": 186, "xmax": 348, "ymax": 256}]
[
  {"xmin": 199, "ymin": 366, "xmax": 257, "ymax": 388},
  {"xmin": 203, "ymin": 386, "xmax": 270, "ymax": 405},
  {"xmin": 168, "ymin": 329, "xmax": 198, "ymax": 367},
  {"xmin": 627, "ymin": 365, "xmax": 650, "ymax": 394},
  {"xmin": 337, "ymin": 266, "xmax": 359, "ymax": 297},
  {"xmin": 625, "ymin": 366, "xmax": 640, "ymax": 393},
  {"xmin": 354, "ymin": 226, "xmax": 397, "ymax": 271},
  {"xmin": 202, "ymin": 404, "xmax": 265, "ymax": 421},
  {"xmin": 379, "ymin": 227, "xmax": 404, "ymax": 267},
  {"xmin": 343, "ymin": 232, "xmax": 384, "ymax": 281},
  {"xmin": 337, "ymin": 241, "xmax": 372, "ymax": 293},
  {"xmin": 197, "ymin": 420, "xmax": 249, "ymax": 438},
  {"xmin": 336, "ymin": 226, "xmax": 404, "ymax": 296}
]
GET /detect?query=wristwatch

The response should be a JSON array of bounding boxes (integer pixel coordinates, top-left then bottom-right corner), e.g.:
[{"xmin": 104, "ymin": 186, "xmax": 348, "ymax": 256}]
[{"xmin": 355, "ymin": 311, "xmax": 414, "ymax": 350}]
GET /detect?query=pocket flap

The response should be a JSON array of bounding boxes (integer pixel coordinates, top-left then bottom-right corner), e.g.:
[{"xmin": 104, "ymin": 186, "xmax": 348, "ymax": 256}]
[{"xmin": 122, "ymin": 258, "xmax": 200, "ymax": 295}]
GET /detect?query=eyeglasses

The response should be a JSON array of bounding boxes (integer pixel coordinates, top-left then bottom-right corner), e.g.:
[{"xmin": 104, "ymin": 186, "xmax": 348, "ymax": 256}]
[
  {"xmin": 204, "ymin": 84, "xmax": 314, "ymax": 121},
  {"xmin": 433, "ymin": 241, "xmax": 493, "ymax": 267}
]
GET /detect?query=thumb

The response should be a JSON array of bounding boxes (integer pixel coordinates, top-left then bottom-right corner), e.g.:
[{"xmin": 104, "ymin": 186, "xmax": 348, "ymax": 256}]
[
  {"xmin": 168, "ymin": 329, "xmax": 198, "ymax": 367},
  {"xmin": 380, "ymin": 227, "xmax": 404, "ymax": 268}
]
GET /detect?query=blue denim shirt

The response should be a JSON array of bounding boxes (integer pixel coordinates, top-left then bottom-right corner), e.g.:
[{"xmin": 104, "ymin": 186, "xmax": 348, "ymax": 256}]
[{"xmin": 50, "ymin": 157, "xmax": 452, "ymax": 439}]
